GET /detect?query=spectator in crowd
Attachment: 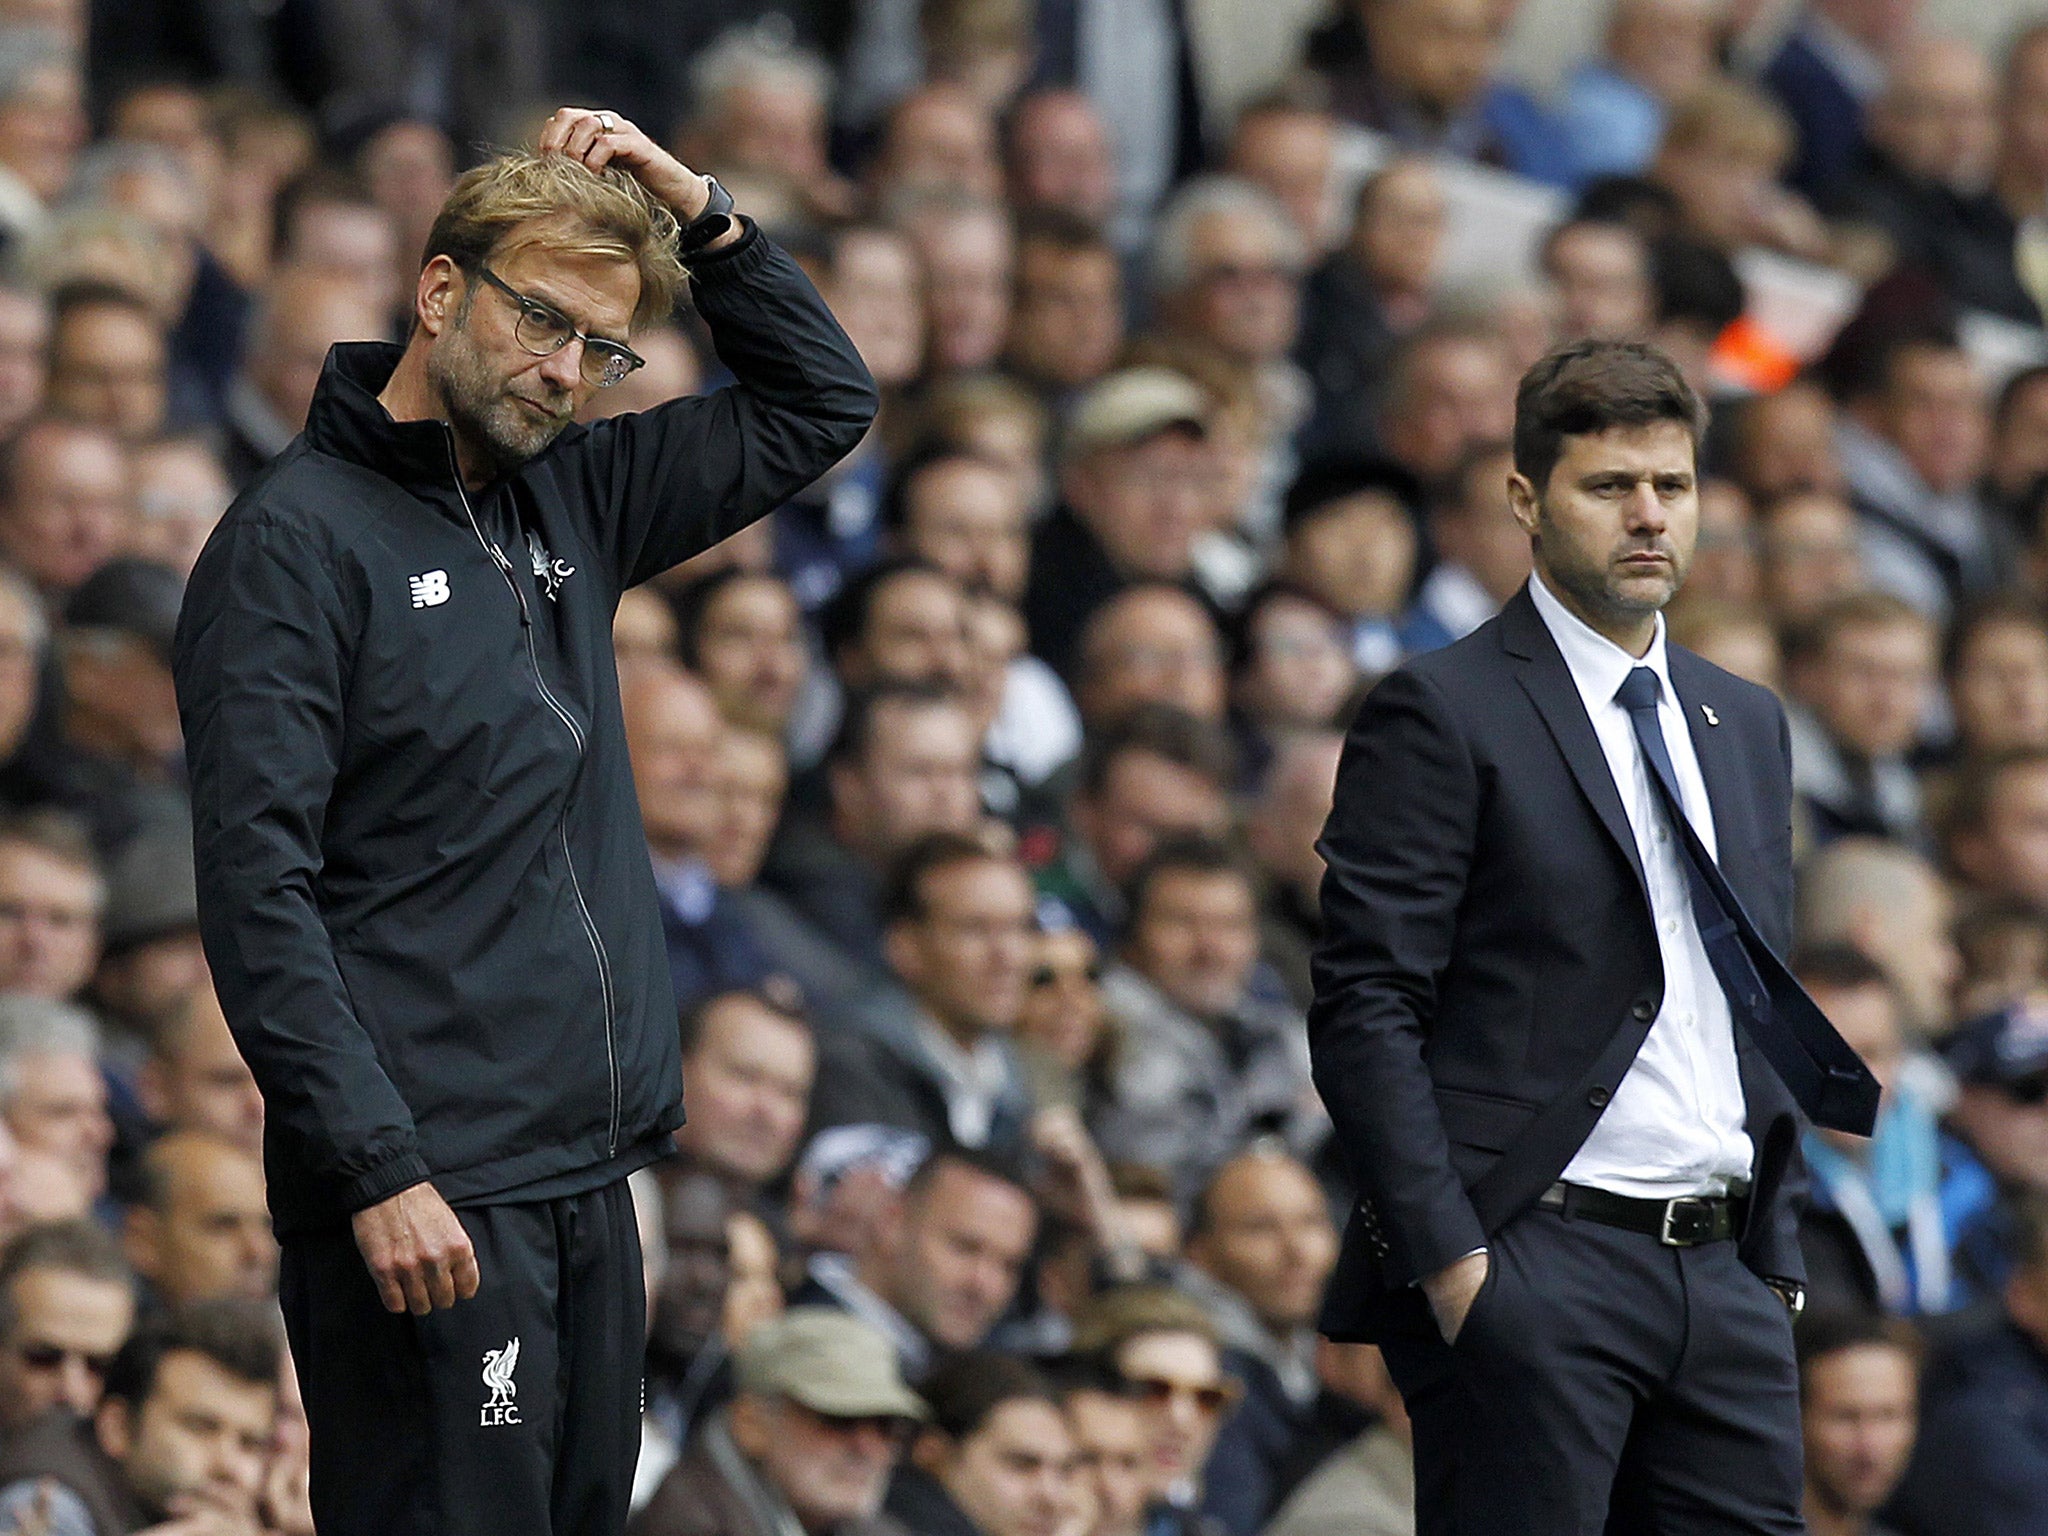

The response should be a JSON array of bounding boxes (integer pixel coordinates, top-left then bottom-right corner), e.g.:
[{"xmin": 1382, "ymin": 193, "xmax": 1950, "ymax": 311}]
[
  {"xmin": 1072, "ymin": 585, "xmax": 1227, "ymax": 733},
  {"xmin": 1558, "ymin": 0, "xmax": 1726, "ymax": 187},
  {"xmin": 894, "ymin": 192, "xmax": 1013, "ymax": 378},
  {"xmin": 885, "ymin": 447, "xmax": 1032, "ymax": 606},
  {"xmin": 1094, "ymin": 838, "xmax": 1324, "ymax": 1203},
  {"xmin": 1653, "ymin": 78, "xmax": 1830, "ymax": 261},
  {"xmin": 1829, "ymin": 36, "xmax": 2009, "ymax": 320},
  {"xmin": 1295, "ymin": 156, "xmax": 1448, "ymax": 467},
  {"xmin": 123, "ymin": 1130, "xmax": 276, "ymax": 1306},
  {"xmin": 271, "ymin": 167, "xmax": 403, "ymax": 327},
  {"xmin": 1542, "ymin": 219, "xmax": 1656, "ymax": 345},
  {"xmin": 1277, "ymin": 458, "xmax": 1423, "ymax": 678},
  {"xmin": 1258, "ymin": 1340, "xmax": 1413, "ymax": 1536},
  {"xmin": 1071, "ymin": 1285, "xmax": 1238, "ymax": 1532},
  {"xmin": 0, "ymin": 25, "xmax": 83, "ymax": 246},
  {"xmin": 1409, "ymin": 441, "xmax": 1531, "ymax": 648},
  {"xmin": 1888, "ymin": 1191, "xmax": 2048, "ymax": 1536},
  {"xmin": 1040, "ymin": 705, "xmax": 1234, "ymax": 946},
  {"xmin": 1229, "ymin": 586, "xmax": 1358, "ymax": 756},
  {"xmin": 126, "ymin": 434, "xmax": 230, "ymax": 578},
  {"xmin": 1936, "ymin": 998, "xmax": 2048, "ymax": 1300},
  {"xmin": 1011, "ymin": 926, "xmax": 1112, "ymax": 1120},
  {"xmin": 1224, "ymin": 97, "xmax": 1340, "ymax": 257},
  {"xmin": 1649, "ymin": 235, "xmax": 1747, "ymax": 400},
  {"xmin": 673, "ymin": 570, "xmax": 810, "ymax": 740},
  {"xmin": 1836, "ymin": 331, "xmax": 2006, "ymax": 621},
  {"xmin": 796, "ymin": 1146, "xmax": 1038, "ymax": 1383},
  {"xmin": 43, "ymin": 282, "xmax": 167, "ymax": 442},
  {"xmin": 1798, "ymin": 1310, "xmax": 1921, "ymax": 1536},
  {"xmin": 1147, "ymin": 177, "xmax": 1307, "ymax": 396},
  {"xmin": 812, "ymin": 832, "xmax": 1036, "ymax": 1158},
  {"xmin": 1180, "ymin": 1148, "xmax": 1339, "ymax": 1535},
  {"xmin": 134, "ymin": 984, "xmax": 263, "ymax": 1157},
  {"xmin": 1947, "ymin": 596, "xmax": 2048, "ymax": 761},
  {"xmin": 1944, "ymin": 749, "xmax": 2048, "ymax": 910},
  {"xmin": 1305, "ymin": 0, "xmax": 1568, "ymax": 184},
  {"xmin": 1757, "ymin": 491, "xmax": 1868, "ymax": 634},
  {"xmin": 1055, "ymin": 1359, "xmax": 1152, "ymax": 1536},
  {"xmin": 824, "ymin": 558, "xmax": 975, "ymax": 700},
  {"xmin": 761, "ymin": 685, "xmax": 984, "ymax": 982},
  {"xmin": 674, "ymin": 988, "xmax": 816, "ymax": 1202},
  {"xmin": 89, "ymin": 820, "xmax": 203, "ymax": 1052},
  {"xmin": 1373, "ymin": 320, "xmax": 1516, "ymax": 486},
  {"xmin": 218, "ymin": 264, "xmax": 388, "ymax": 488},
  {"xmin": 0, "ymin": 1218, "xmax": 134, "ymax": 1439},
  {"xmin": 1024, "ymin": 367, "xmax": 1213, "ymax": 680},
  {"xmin": 646, "ymin": 1168, "xmax": 739, "ymax": 1456},
  {"xmin": 1245, "ymin": 730, "xmax": 1343, "ymax": 1011},
  {"xmin": 1688, "ymin": 478, "xmax": 1762, "ymax": 608},
  {"xmin": 631, "ymin": 1307, "xmax": 922, "ymax": 1536},
  {"xmin": 1795, "ymin": 946, "xmax": 1990, "ymax": 1316},
  {"xmin": 1732, "ymin": 378, "xmax": 1850, "ymax": 506},
  {"xmin": 1005, "ymin": 211, "xmax": 1125, "ymax": 402},
  {"xmin": 0, "ymin": 1298, "xmax": 279, "ymax": 1534},
  {"xmin": 0, "ymin": 995, "xmax": 109, "ymax": 1202},
  {"xmin": 0, "ymin": 414, "xmax": 130, "ymax": 604},
  {"xmin": 809, "ymin": 222, "xmax": 925, "ymax": 398},
  {"xmin": 56, "ymin": 558, "xmax": 188, "ymax": 823},
  {"xmin": 0, "ymin": 815, "xmax": 103, "ymax": 1000},
  {"xmin": 1004, "ymin": 89, "xmax": 1118, "ymax": 233},
  {"xmin": 872, "ymin": 86, "xmax": 1004, "ymax": 207},
  {"xmin": 622, "ymin": 663, "xmax": 773, "ymax": 1014},
  {"xmin": 886, "ymin": 1350, "xmax": 1084, "ymax": 1536},
  {"xmin": 1786, "ymin": 591, "xmax": 1939, "ymax": 847},
  {"xmin": 676, "ymin": 27, "xmax": 851, "ymax": 225},
  {"xmin": 1795, "ymin": 837, "xmax": 1958, "ymax": 1041},
  {"xmin": 1763, "ymin": 0, "xmax": 1925, "ymax": 200},
  {"xmin": 0, "ymin": 280, "xmax": 47, "ymax": 439}
]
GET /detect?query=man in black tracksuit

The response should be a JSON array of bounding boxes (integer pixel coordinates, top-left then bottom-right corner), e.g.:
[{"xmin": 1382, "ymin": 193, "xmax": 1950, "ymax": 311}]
[{"xmin": 172, "ymin": 109, "xmax": 876, "ymax": 1536}]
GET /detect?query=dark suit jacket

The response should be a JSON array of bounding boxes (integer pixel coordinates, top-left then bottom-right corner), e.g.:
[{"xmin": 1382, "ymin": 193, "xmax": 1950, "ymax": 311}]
[
  {"xmin": 1310, "ymin": 587, "xmax": 1807, "ymax": 1342},
  {"xmin": 1763, "ymin": 27, "xmax": 1868, "ymax": 201}
]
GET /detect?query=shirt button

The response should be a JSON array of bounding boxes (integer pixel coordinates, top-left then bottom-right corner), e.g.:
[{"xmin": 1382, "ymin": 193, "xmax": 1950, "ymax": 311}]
[
  {"xmin": 1656, "ymin": 826, "xmax": 1669, "ymax": 843},
  {"xmin": 1664, "ymin": 918, "xmax": 1679, "ymax": 937}
]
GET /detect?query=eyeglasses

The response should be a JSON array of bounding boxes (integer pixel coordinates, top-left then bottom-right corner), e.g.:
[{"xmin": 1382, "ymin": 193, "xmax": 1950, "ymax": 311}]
[
  {"xmin": 1125, "ymin": 1375, "xmax": 1239, "ymax": 1415},
  {"xmin": 1030, "ymin": 962, "xmax": 1103, "ymax": 988},
  {"xmin": 472, "ymin": 265, "xmax": 645, "ymax": 388},
  {"xmin": 15, "ymin": 1342, "xmax": 115, "ymax": 1377}
]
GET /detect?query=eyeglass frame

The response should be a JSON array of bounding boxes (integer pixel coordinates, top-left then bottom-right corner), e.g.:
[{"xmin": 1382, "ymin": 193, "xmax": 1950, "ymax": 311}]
[{"xmin": 470, "ymin": 264, "xmax": 646, "ymax": 389}]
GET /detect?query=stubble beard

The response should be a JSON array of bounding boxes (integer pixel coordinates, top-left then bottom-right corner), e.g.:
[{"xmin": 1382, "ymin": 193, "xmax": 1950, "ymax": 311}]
[
  {"xmin": 428, "ymin": 314, "xmax": 572, "ymax": 480},
  {"xmin": 1537, "ymin": 508, "xmax": 1686, "ymax": 631}
]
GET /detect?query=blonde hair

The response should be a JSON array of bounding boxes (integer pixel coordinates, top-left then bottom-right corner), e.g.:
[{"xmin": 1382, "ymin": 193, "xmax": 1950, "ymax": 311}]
[
  {"xmin": 423, "ymin": 151, "xmax": 688, "ymax": 327},
  {"xmin": 1661, "ymin": 78, "xmax": 1794, "ymax": 169}
]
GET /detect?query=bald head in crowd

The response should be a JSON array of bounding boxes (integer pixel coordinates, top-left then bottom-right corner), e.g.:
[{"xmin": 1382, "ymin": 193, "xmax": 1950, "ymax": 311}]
[{"xmin": 125, "ymin": 1131, "xmax": 276, "ymax": 1306}]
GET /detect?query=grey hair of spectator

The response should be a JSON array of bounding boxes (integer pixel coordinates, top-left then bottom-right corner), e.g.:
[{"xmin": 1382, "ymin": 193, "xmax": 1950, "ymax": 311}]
[
  {"xmin": 62, "ymin": 138, "xmax": 193, "ymax": 213},
  {"xmin": 0, "ymin": 25, "xmax": 68, "ymax": 109},
  {"xmin": 1145, "ymin": 174, "xmax": 1305, "ymax": 300},
  {"xmin": 0, "ymin": 995, "xmax": 100, "ymax": 1103},
  {"xmin": 686, "ymin": 21, "xmax": 834, "ymax": 130}
]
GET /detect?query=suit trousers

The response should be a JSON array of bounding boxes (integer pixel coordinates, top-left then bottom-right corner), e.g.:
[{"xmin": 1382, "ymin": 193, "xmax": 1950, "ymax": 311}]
[
  {"xmin": 1379, "ymin": 1202, "xmax": 1804, "ymax": 1536},
  {"xmin": 279, "ymin": 1178, "xmax": 645, "ymax": 1536}
]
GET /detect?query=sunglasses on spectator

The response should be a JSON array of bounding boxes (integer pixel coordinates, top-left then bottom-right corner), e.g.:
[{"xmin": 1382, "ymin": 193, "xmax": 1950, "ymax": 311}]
[
  {"xmin": 15, "ymin": 1342, "xmax": 115, "ymax": 1376},
  {"xmin": 787, "ymin": 1401, "xmax": 919, "ymax": 1443},
  {"xmin": 1030, "ymin": 962, "xmax": 1104, "ymax": 988},
  {"xmin": 1125, "ymin": 1375, "xmax": 1239, "ymax": 1415},
  {"xmin": 2006, "ymin": 1074, "xmax": 2048, "ymax": 1106}
]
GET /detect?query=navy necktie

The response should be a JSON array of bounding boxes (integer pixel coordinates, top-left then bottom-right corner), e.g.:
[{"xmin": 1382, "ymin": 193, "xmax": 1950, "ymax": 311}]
[{"xmin": 1613, "ymin": 665, "xmax": 1878, "ymax": 1134}]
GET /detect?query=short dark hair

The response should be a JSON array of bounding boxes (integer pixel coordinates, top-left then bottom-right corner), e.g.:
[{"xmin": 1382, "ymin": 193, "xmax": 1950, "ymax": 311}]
[
  {"xmin": 827, "ymin": 681, "xmax": 966, "ymax": 770},
  {"xmin": 272, "ymin": 164, "xmax": 380, "ymax": 262},
  {"xmin": 920, "ymin": 1350, "xmax": 1057, "ymax": 1442},
  {"xmin": 101, "ymin": 1298, "xmax": 282, "ymax": 1410},
  {"xmin": 881, "ymin": 443, "xmax": 1008, "ymax": 532},
  {"xmin": 678, "ymin": 984, "xmax": 811, "ymax": 1058},
  {"xmin": 1649, "ymin": 238, "xmax": 1744, "ymax": 336},
  {"xmin": 1125, "ymin": 834, "xmax": 1256, "ymax": 922},
  {"xmin": 1794, "ymin": 1308, "xmax": 1922, "ymax": 1384},
  {"xmin": 48, "ymin": 279, "xmax": 159, "ymax": 338},
  {"xmin": 1075, "ymin": 703, "xmax": 1235, "ymax": 800},
  {"xmin": 1512, "ymin": 339, "xmax": 1707, "ymax": 494},
  {"xmin": 1013, "ymin": 205, "xmax": 1115, "ymax": 260},
  {"xmin": 1946, "ymin": 591, "xmax": 2048, "ymax": 680},
  {"xmin": 904, "ymin": 1143, "xmax": 1035, "ymax": 1209},
  {"xmin": 668, "ymin": 567, "xmax": 787, "ymax": 670},
  {"xmin": 0, "ymin": 1220, "xmax": 132, "ymax": 1339},
  {"xmin": 1789, "ymin": 943, "xmax": 1891, "ymax": 994},
  {"xmin": 1995, "ymin": 363, "xmax": 2048, "ymax": 437},
  {"xmin": 882, "ymin": 829, "xmax": 1012, "ymax": 926},
  {"xmin": 820, "ymin": 555, "xmax": 953, "ymax": 665}
]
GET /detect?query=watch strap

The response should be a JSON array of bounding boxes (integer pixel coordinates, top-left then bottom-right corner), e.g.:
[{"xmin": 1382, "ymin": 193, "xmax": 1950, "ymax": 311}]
[{"xmin": 679, "ymin": 175, "xmax": 736, "ymax": 255}]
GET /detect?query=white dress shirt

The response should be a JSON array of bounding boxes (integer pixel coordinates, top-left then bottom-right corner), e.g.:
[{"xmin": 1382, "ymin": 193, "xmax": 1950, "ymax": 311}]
[{"xmin": 1529, "ymin": 574, "xmax": 1754, "ymax": 1198}]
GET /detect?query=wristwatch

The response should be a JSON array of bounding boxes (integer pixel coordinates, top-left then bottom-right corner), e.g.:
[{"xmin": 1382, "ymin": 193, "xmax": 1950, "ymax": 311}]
[
  {"xmin": 1763, "ymin": 1278, "xmax": 1807, "ymax": 1318},
  {"xmin": 678, "ymin": 175, "xmax": 737, "ymax": 255}
]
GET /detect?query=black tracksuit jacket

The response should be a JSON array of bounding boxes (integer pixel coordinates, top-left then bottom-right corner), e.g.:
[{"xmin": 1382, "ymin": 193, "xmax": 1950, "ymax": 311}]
[{"xmin": 173, "ymin": 223, "xmax": 877, "ymax": 1234}]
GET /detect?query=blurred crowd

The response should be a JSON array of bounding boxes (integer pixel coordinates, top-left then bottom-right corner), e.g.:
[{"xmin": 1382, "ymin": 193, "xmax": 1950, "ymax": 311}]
[{"xmin": 0, "ymin": 0, "xmax": 2047, "ymax": 1533}]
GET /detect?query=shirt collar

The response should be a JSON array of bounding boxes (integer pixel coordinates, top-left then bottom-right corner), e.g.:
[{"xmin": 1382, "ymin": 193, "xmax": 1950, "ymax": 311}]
[{"xmin": 1527, "ymin": 570, "xmax": 1674, "ymax": 709}]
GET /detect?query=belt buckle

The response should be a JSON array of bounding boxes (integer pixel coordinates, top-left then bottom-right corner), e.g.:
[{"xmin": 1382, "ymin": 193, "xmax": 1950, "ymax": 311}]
[{"xmin": 1659, "ymin": 1196, "xmax": 1714, "ymax": 1246}]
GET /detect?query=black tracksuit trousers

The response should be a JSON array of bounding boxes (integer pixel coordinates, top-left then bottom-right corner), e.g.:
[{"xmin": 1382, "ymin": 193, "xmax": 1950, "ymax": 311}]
[{"xmin": 279, "ymin": 1178, "xmax": 644, "ymax": 1536}]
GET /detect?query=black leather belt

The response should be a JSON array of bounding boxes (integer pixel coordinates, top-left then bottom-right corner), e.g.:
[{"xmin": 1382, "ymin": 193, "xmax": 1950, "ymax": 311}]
[{"xmin": 1537, "ymin": 1182, "xmax": 1746, "ymax": 1246}]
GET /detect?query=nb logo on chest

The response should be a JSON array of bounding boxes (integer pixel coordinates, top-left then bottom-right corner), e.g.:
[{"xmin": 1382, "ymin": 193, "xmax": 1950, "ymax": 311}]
[{"xmin": 409, "ymin": 570, "xmax": 451, "ymax": 608}]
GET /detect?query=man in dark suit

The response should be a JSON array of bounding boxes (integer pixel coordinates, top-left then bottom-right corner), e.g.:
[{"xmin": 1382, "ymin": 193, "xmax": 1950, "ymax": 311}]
[{"xmin": 1311, "ymin": 338, "xmax": 1879, "ymax": 1533}]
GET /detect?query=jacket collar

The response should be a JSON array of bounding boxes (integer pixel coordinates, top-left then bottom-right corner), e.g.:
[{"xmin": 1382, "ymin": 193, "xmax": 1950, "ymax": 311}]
[{"xmin": 302, "ymin": 341, "xmax": 468, "ymax": 500}]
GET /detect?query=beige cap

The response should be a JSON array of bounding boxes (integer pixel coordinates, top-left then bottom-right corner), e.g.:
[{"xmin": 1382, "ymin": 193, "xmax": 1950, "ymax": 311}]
[
  {"xmin": 1060, "ymin": 366, "xmax": 1210, "ymax": 464},
  {"xmin": 734, "ymin": 1308, "xmax": 929, "ymax": 1420}
]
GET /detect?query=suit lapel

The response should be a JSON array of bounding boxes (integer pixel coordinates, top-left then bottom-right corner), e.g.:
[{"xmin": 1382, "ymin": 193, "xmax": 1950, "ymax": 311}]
[
  {"xmin": 1498, "ymin": 589, "xmax": 1648, "ymax": 900},
  {"xmin": 1667, "ymin": 649, "xmax": 1762, "ymax": 902}
]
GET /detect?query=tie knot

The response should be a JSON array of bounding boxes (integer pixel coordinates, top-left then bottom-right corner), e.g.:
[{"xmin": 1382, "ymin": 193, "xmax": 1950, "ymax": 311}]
[{"xmin": 1615, "ymin": 666, "xmax": 1661, "ymax": 713}]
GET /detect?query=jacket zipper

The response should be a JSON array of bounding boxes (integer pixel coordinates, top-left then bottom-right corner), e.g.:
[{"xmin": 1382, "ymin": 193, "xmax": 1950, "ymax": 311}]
[{"xmin": 447, "ymin": 439, "xmax": 622, "ymax": 1156}]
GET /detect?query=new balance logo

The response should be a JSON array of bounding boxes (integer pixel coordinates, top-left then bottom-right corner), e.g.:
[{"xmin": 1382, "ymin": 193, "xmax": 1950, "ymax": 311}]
[
  {"xmin": 409, "ymin": 570, "xmax": 450, "ymax": 608},
  {"xmin": 481, "ymin": 1337, "xmax": 521, "ymax": 1426}
]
